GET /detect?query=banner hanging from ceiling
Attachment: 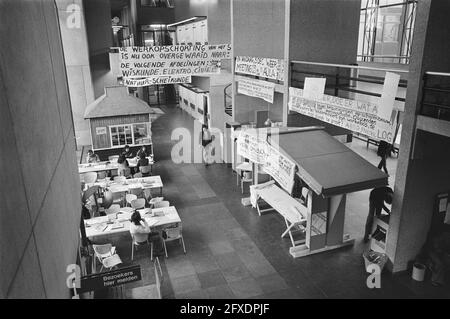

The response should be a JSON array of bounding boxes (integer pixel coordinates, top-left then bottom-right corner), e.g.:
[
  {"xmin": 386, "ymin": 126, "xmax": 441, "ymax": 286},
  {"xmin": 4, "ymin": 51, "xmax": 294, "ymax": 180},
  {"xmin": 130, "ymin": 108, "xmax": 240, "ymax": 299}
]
[
  {"xmin": 118, "ymin": 44, "xmax": 231, "ymax": 79},
  {"xmin": 237, "ymin": 77, "xmax": 275, "ymax": 103},
  {"xmin": 288, "ymin": 87, "xmax": 397, "ymax": 144}
]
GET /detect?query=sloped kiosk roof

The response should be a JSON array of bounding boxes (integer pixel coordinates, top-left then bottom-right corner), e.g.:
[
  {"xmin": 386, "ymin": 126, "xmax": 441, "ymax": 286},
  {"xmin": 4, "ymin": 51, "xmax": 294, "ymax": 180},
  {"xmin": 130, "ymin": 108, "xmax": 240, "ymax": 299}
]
[{"xmin": 267, "ymin": 128, "xmax": 388, "ymax": 197}]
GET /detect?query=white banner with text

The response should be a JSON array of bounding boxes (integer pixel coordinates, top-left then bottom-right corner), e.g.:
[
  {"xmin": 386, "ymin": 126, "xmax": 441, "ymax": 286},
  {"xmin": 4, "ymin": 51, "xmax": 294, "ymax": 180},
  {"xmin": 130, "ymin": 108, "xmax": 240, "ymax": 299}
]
[
  {"xmin": 288, "ymin": 87, "xmax": 397, "ymax": 144},
  {"xmin": 237, "ymin": 77, "xmax": 275, "ymax": 103},
  {"xmin": 119, "ymin": 44, "xmax": 231, "ymax": 78},
  {"xmin": 235, "ymin": 56, "xmax": 285, "ymax": 82}
]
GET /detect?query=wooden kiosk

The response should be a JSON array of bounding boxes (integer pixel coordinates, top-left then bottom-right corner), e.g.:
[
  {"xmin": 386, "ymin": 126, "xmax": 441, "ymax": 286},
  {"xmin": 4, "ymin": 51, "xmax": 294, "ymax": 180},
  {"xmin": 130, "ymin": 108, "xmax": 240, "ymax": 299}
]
[
  {"xmin": 238, "ymin": 127, "xmax": 388, "ymax": 258},
  {"xmin": 84, "ymin": 86, "xmax": 163, "ymax": 160}
]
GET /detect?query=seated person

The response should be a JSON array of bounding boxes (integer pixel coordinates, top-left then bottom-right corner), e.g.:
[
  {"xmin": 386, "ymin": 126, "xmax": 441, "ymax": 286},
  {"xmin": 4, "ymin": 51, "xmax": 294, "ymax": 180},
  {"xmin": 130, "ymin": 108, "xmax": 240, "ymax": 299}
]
[
  {"xmin": 136, "ymin": 152, "xmax": 150, "ymax": 175},
  {"xmin": 121, "ymin": 145, "xmax": 134, "ymax": 159},
  {"xmin": 136, "ymin": 145, "xmax": 149, "ymax": 159},
  {"xmin": 129, "ymin": 212, "xmax": 163, "ymax": 252},
  {"xmin": 86, "ymin": 150, "xmax": 100, "ymax": 163},
  {"xmin": 117, "ymin": 154, "xmax": 130, "ymax": 177}
]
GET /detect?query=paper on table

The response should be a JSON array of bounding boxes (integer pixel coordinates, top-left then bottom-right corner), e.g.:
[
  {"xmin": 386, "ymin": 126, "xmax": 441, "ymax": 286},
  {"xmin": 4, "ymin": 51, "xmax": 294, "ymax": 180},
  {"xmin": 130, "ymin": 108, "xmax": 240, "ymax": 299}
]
[
  {"xmin": 303, "ymin": 77, "xmax": 326, "ymax": 101},
  {"xmin": 379, "ymin": 72, "xmax": 400, "ymax": 121},
  {"xmin": 145, "ymin": 219, "xmax": 159, "ymax": 227},
  {"xmin": 137, "ymin": 208, "xmax": 151, "ymax": 216}
]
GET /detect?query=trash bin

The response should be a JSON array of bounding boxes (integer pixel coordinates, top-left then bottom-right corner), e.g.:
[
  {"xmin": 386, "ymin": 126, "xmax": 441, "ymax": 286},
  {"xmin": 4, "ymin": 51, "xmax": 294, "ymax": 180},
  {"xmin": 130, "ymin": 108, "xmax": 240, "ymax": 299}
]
[
  {"xmin": 363, "ymin": 250, "xmax": 388, "ymax": 273},
  {"xmin": 412, "ymin": 263, "xmax": 426, "ymax": 281}
]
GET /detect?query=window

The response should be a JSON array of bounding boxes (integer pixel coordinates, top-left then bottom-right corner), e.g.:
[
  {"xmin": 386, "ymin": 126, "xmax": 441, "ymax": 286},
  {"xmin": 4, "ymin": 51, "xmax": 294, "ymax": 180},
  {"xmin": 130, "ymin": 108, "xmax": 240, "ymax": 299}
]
[{"xmin": 110, "ymin": 123, "xmax": 152, "ymax": 147}]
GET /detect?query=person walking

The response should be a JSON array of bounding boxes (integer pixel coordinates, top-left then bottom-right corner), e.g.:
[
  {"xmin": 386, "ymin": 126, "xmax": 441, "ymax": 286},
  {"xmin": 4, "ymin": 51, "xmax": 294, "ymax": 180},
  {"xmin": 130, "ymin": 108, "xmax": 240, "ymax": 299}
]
[
  {"xmin": 200, "ymin": 125, "xmax": 213, "ymax": 166},
  {"xmin": 364, "ymin": 186, "xmax": 393, "ymax": 243},
  {"xmin": 377, "ymin": 140, "xmax": 392, "ymax": 175}
]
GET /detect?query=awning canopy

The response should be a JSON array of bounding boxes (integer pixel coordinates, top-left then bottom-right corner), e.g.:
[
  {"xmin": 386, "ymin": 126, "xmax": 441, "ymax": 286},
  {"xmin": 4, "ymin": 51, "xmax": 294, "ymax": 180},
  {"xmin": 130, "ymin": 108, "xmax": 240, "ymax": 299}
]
[{"xmin": 267, "ymin": 128, "xmax": 388, "ymax": 197}]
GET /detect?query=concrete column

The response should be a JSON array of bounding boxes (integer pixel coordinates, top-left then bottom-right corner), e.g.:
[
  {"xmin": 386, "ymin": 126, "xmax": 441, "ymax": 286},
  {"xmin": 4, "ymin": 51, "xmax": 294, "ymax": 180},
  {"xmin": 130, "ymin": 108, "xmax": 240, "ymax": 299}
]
[
  {"xmin": 0, "ymin": 0, "xmax": 81, "ymax": 298},
  {"xmin": 386, "ymin": 0, "xmax": 450, "ymax": 272},
  {"xmin": 56, "ymin": 0, "xmax": 95, "ymax": 148}
]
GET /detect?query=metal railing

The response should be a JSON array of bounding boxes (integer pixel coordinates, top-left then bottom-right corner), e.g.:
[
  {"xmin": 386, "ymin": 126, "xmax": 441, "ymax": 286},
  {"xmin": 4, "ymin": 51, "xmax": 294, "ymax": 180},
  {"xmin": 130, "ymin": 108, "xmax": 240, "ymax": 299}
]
[{"xmin": 420, "ymin": 72, "xmax": 450, "ymax": 121}]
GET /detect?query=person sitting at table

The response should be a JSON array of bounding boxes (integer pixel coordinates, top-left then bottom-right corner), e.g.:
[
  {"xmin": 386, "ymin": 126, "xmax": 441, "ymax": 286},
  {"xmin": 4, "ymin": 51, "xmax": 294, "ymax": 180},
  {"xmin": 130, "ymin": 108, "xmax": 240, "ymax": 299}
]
[
  {"xmin": 121, "ymin": 145, "xmax": 134, "ymax": 159},
  {"xmin": 136, "ymin": 145, "xmax": 148, "ymax": 159},
  {"xmin": 117, "ymin": 154, "xmax": 130, "ymax": 177},
  {"xmin": 86, "ymin": 150, "xmax": 100, "ymax": 163},
  {"xmin": 129, "ymin": 211, "xmax": 163, "ymax": 253},
  {"xmin": 136, "ymin": 152, "xmax": 150, "ymax": 176}
]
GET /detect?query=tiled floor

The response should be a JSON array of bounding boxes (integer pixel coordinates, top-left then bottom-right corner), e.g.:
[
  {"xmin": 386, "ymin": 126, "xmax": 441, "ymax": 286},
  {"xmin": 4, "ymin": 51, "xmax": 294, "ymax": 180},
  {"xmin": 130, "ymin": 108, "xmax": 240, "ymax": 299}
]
[{"xmin": 95, "ymin": 103, "xmax": 449, "ymax": 299}]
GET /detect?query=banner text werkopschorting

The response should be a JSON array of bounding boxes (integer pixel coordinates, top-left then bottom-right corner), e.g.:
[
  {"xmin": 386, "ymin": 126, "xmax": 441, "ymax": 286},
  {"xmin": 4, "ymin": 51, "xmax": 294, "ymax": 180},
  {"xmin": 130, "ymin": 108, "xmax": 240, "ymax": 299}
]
[{"xmin": 119, "ymin": 44, "xmax": 231, "ymax": 78}]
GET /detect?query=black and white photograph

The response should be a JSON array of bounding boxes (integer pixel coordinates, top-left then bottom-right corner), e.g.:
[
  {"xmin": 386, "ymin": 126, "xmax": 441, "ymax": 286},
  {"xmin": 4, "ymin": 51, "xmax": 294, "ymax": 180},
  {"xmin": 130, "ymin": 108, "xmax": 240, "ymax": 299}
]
[{"xmin": 1, "ymin": 0, "xmax": 450, "ymax": 304}]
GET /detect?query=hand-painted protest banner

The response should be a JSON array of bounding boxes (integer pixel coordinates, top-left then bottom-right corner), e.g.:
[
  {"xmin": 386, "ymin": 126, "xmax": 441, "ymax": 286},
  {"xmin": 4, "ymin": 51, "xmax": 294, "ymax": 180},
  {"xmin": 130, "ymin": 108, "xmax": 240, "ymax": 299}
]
[
  {"xmin": 119, "ymin": 44, "xmax": 231, "ymax": 78},
  {"xmin": 288, "ymin": 87, "xmax": 397, "ymax": 144},
  {"xmin": 236, "ymin": 129, "xmax": 269, "ymax": 164},
  {"xmin": 262, "ymin": 144, "xmax": 296, "ymax": 192},
  {"xmin": 235, "ymin": 56, "xmax": 285, "ymax": 82},
  {"xmin": 123, "ymin": 75, "xmax": 192, "ymax": 87},
  {"xmin": 237, "ymin": 129, "xmax": 295, "ymax": 192},
  {"xmin": 237, "ymin": 77, "xmax": 275, "ymax": 103}
]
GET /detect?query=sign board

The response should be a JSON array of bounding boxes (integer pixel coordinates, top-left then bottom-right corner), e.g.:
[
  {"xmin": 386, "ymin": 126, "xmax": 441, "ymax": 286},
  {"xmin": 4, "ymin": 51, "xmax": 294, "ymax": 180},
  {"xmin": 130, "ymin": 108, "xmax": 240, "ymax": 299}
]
[
  {"xmin": 119, "ymin": 44, "xmax": 231, "ymax": 78},
  {"xmin": 236, "ymin": 130, "xmax": 268, "ymax": 164},
  {"xmin": 96, "ymin": 127, "xmax": 107, "ymax": 135},
  {"xmin": 78, "ymin": 265, "xmax": 141, "ymax": 293},
  {"xmin": 237, "ymin": 130, "xmax": 295, "ymax": 192},
  {"xmin": 123, "ymin": 76, "xmax": 192, "ymax": 87},
  {"xmin": 237, "ymin": 77, "xmax": 275, "ymax": 103},
  {"xmin": 235, "ymin": 56, "xmax": 285, "ymax": 82},
  {"xmin": 288, "ymin": 87, "xmax": 397, "ymax": 144}
]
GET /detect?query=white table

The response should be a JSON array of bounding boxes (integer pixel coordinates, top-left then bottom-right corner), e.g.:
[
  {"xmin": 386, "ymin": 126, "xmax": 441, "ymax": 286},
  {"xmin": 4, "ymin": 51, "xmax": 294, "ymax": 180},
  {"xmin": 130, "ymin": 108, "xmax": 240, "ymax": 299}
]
[
  {"xmin": 84, "ymin": 206, "xmax": 181, "ymax": 240},
  {"xmin": 255, "ymin": 183, "xmax": 308, "ymax": 248},
  {"xmin": 86, "ymin": 176, "xmax": 164, "ymax": 196},
  {"xmin": 78, "ymin": 157, "xmax": 154, "ymax": 174}
]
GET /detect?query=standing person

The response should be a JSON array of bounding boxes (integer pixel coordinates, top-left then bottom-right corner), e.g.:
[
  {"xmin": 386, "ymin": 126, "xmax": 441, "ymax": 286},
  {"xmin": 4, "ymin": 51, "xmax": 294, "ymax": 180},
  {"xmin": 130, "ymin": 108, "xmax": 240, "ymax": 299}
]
[
  {"xmin": 364, "ymin": 186, "xmax": 393, "ymax": 243},
  {"xmin": 136, "ymin": 145, "xmax": 148, "ymax": 159},
  {"xmin": 86, "ymin": 150, "xmax": 100, "ymax": 163},
  {"xmin": 122, "ymin": 145, "xmax": 134, "ymax": 159},
  {"xmin": 200, "ymin": 125, "xmax": 213, "ymax": 166},
  {"xmin": 377, "ymin": 140, "xmax": 392, "ymax": 175}
]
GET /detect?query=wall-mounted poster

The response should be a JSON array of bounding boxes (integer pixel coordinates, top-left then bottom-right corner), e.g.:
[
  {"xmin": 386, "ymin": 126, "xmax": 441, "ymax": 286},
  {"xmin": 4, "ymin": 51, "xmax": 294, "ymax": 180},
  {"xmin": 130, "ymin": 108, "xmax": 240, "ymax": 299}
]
[
  {"xmin": 235, "ymin": 56, "xmax": 285, "ymax": 82},
  {"xmin": 96, "ymin": 127, "xmax": 107, "ymax": 135},
  {"xmin": 288, "ymin": 87, "xmax": 397, "ymax": 144}
]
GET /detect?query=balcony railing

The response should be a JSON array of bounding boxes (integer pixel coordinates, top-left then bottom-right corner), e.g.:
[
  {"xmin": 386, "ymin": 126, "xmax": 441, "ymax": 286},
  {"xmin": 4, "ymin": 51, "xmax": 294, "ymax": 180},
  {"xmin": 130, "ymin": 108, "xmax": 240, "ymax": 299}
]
[{"xmin": 420, "ymin": 72, "xmax": 450, "ymax": 121}]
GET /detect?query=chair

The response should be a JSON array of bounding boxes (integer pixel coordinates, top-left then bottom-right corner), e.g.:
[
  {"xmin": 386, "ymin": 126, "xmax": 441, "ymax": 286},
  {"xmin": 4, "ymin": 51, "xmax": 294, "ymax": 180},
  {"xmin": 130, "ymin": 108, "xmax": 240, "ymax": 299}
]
[
  {"xmin": 102, "ymin": 191, "xmax": 114, "ymax": 210},
  {"xmin": 126, "ymin": 194, "xmax": 138, "ymax": 207},
  {"xmin": 241, "ymin": 171, "xmax": 253, "ymax": 194},
  {"xmin": 105, "ymin": 204, "xmax": 121, "ymax": 215},
  {"xmin": 131, "ymin": 198, "xmax": 146, "ymax": 210},
  {"xmin": 153, "ymin": 201, "xmax": 169, "ymax": 208},
  {"xmin": 300, "ymin": 187, "xmax": 309, "ymax": 206},
  {"xmin": 83, "ymin": 172, "xmax": 98, "ymax": 184},
  {"xmin": 101, "ymin": 254, "xmax": 122, "ymax": 271},
  {"xmin": 131, "ymin": 233, "xmax": 160, "ymax": 264},
  {"xmin": 129, "ymin": 186, "xmax": 143, "ymax": 198},
  {"xmin": 119, "ymin": 167, "xmax": 132, "ymax": 178},
  {"xmin": 113, "ymin": 176, "xmax": 127, "ymax": 183},
  {"xmin": 139, "ymin": 165, "xmax": 152, "ymax": 176},
  {"xmin": 93, "ymin": 244, "xmax": 116, "ymax": 271},
  {"xmin": 143, "ymin": 188, "xmax": 153, "ymax": 202},
  {"xmin": 149, "ymin": 197, "xmax": 164, "ymax": 208},
  {"xmin": 133, "ymin": 172, "xmax": 143, "ymax": 178},
  {"xmin": 162, "ymin": 225, "xmax": 186, "ymax": 258},
  {"xmin": 97, "ymin": 171, "xmax": 108, "ymax": 180}
]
